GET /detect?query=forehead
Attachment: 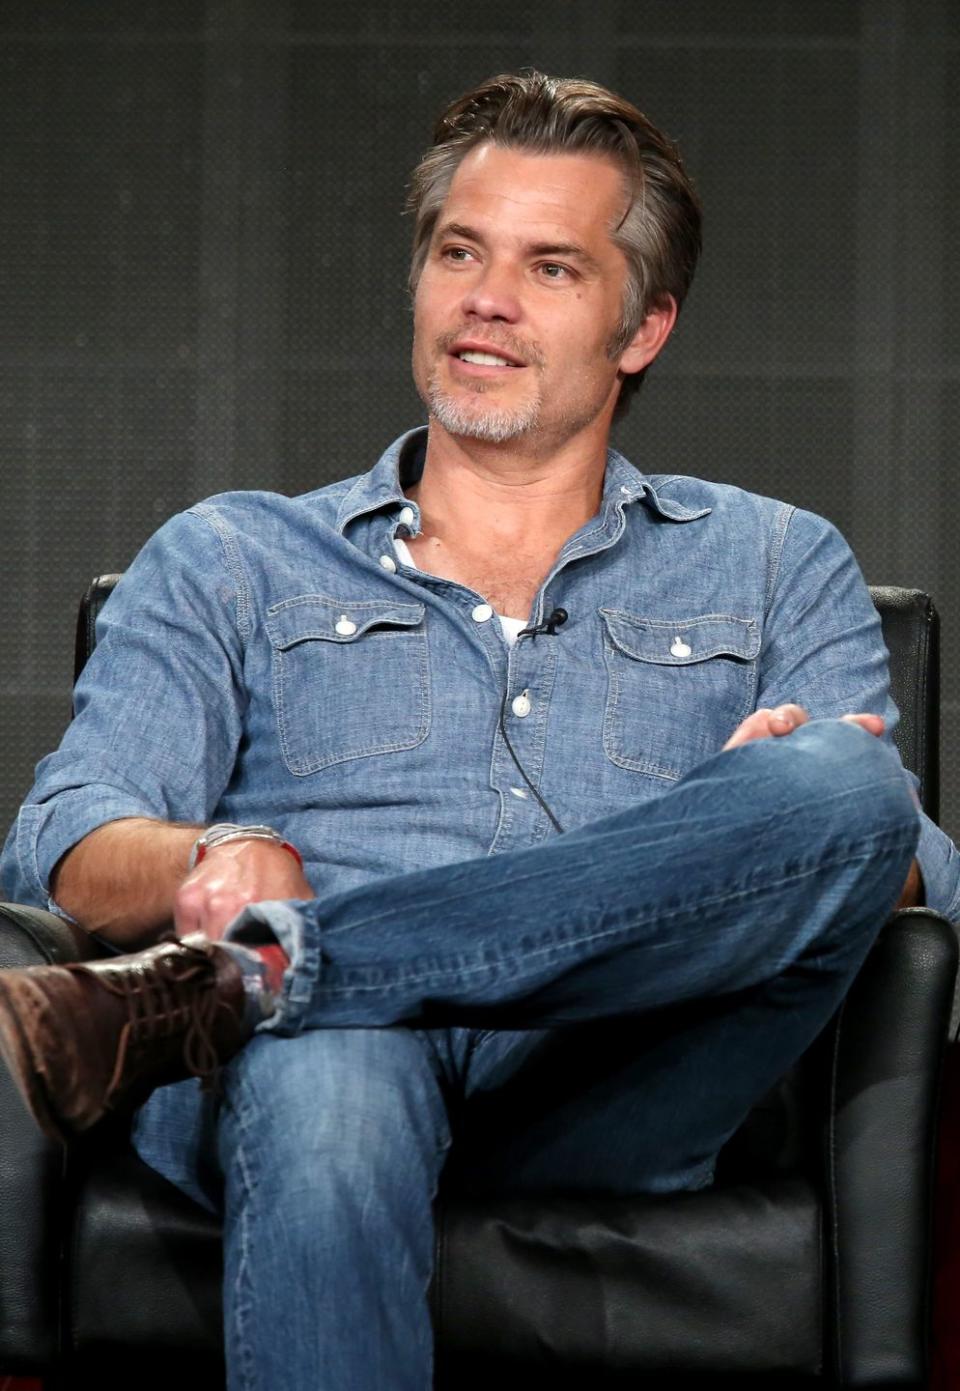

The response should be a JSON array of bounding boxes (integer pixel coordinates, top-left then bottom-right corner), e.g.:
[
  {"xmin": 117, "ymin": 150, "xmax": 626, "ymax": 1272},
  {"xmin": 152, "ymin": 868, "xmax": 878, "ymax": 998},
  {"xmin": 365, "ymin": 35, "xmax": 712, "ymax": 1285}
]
[{"xmin": 437, "ymin": 143, "xmax": 629, "ymax": 251}]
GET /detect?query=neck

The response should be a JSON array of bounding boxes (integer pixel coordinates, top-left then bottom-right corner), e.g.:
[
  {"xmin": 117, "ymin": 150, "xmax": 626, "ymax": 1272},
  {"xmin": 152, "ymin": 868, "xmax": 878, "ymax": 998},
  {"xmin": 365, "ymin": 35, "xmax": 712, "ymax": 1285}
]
[{"xmin": 409, "ymin": 424, "xmax": 610, "ymax": 550}]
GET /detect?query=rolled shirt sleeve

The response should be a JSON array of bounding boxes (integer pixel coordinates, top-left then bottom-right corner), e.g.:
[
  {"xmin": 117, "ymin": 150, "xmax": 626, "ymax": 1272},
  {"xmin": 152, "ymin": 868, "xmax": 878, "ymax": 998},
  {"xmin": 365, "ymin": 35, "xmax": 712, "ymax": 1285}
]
[
  {"xmin": 758, "ymin": 505, "xmax": 960, "ymax": 921},
  {"xmin": 1, "ymin": 508, "xmax": 248, "ymax": 908}
]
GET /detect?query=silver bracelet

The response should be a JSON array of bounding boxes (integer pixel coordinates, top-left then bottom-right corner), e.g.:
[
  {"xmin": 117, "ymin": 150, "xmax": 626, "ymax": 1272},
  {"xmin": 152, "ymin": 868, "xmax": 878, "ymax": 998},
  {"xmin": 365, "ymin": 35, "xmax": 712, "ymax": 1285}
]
[{"xmin": 187, "ymin": 822, "xmax": 300, "ymax": 872}]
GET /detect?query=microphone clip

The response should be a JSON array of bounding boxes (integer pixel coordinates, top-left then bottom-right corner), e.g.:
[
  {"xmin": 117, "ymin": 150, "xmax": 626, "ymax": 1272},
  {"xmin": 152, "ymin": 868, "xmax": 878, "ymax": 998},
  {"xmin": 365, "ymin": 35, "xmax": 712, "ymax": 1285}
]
[{"xmin": 518, "ymin": 607, "xmax": 568, "ymax": 640}]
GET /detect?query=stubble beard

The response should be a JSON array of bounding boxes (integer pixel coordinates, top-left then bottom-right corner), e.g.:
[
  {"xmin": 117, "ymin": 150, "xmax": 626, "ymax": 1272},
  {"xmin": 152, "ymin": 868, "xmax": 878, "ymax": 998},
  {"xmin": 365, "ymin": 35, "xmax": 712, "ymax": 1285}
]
[
  {"xmin": 425, "ymin": 369, "xmax": 610, "ymax": 449},
  {"xmin": 419, "ymin": 327, "xmax": 546, "ymax": 444},
  {"xmin": 424, "ymin": 369, "xmax": 544, "ymax": 444},
  {"xmin": 417, "ymin": 328, "xmax": 617, "ymax": 448}
]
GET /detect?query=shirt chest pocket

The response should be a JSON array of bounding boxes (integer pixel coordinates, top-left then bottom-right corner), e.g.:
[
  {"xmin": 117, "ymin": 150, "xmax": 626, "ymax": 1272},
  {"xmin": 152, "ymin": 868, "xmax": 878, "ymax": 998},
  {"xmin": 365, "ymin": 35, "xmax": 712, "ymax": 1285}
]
[
  {"xmin": 600, "ymin": 610, "xmax": 760, "ymax": 781},
  {"xmin": 265, "ymin": 595, "xmax": 430, "ymax": 776}
]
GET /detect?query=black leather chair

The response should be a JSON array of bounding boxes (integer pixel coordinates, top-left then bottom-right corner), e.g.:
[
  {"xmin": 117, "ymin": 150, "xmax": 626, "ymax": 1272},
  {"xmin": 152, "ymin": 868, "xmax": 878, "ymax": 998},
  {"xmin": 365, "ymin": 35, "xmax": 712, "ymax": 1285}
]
[{"xmin": 0, "ymin": 580, "xmax": 956, "ymax": 1389}]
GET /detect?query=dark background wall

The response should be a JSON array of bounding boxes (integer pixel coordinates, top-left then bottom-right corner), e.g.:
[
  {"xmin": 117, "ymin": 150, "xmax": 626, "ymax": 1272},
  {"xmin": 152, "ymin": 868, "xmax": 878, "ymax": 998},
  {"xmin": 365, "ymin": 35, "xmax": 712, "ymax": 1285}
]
[{"xmin": 1, "ymin": 0, "xmax": 957, "ymax": 855}]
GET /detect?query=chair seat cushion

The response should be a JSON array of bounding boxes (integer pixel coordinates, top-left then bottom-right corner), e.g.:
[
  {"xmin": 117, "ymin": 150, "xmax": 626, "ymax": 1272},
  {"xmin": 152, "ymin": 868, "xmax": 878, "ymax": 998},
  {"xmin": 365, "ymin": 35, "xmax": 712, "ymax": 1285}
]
[
  {"xmin": 434, "ymin": 1177, "xmax": 821, "ymax": 1378},
  {"xmin": 68, "ymin": 1147, "xmax": 820, "ymax": 1379}
]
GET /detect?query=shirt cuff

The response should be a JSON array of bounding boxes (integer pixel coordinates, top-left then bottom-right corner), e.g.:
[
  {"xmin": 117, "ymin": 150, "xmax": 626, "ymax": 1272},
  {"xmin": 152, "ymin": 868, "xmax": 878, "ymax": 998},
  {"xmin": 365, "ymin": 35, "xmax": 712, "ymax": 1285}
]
[{"xmin": 13, "ymin": 787, "xmax": 162, "ymax": 906}]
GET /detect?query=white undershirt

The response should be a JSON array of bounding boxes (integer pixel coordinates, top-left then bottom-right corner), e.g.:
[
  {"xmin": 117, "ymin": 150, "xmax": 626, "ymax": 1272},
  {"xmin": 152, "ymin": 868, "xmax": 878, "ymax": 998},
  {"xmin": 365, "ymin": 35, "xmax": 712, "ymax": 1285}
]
[{"xmin": 392, "ymin": 536, "xmax": 527, "ymax": 647}]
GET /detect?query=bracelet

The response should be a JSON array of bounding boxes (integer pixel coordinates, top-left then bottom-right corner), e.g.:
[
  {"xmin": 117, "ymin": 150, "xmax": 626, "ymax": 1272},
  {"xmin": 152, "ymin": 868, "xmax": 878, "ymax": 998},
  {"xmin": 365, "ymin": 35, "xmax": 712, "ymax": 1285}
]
[{"xmin": 188, "ymin": 822, "xmax": 304, "ymax": 872}]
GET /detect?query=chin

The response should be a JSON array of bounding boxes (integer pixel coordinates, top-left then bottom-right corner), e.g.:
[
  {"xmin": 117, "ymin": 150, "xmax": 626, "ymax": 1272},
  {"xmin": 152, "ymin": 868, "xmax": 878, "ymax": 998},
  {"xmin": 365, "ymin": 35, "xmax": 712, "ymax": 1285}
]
[
  {"xmin": 430, "ymin": 398, "xmax": 540, "ymax": 445},
  {"xmin": 426, "ymin": 376, "xmax": 542, "ymax": 445}
]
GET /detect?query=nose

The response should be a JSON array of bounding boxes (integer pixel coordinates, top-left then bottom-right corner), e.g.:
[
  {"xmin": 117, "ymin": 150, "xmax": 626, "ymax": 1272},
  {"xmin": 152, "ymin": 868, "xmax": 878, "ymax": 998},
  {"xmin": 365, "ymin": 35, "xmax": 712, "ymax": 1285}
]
[{"xmin": 460, "ymin": 259, "xmax": 522, "ymax": 323}]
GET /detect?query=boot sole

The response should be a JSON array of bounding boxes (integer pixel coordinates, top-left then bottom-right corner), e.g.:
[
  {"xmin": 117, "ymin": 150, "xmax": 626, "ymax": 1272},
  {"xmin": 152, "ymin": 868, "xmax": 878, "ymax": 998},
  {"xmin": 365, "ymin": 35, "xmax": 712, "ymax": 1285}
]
[{"xmin": 0, "ymin": 974, "xmax": 70, "ymax": 1146}]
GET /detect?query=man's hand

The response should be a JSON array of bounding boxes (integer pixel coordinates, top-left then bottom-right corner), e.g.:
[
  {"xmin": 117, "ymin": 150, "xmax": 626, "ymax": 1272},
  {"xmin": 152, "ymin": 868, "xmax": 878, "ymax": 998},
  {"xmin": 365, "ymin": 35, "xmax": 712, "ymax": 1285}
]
[
  {"xmin": 722, "ymin": 704, "xmax": 884, "ymax": 751},
  {"xmin": 173, "ymin": 838, "xmax": 313, "ymax": 940}
]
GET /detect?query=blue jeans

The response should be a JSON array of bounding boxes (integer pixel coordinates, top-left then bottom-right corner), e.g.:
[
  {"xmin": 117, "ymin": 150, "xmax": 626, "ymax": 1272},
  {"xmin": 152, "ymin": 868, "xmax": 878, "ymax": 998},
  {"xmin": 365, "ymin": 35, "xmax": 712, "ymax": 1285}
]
[{"xmin": 133, "ymin": 721, "xmax": 919, "ymax": 1390}]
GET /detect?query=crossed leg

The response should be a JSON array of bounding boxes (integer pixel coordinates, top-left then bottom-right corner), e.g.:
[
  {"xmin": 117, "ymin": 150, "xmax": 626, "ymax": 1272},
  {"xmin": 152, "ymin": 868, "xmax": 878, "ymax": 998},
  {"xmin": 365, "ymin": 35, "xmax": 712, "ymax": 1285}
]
[{"xmin": 232, "ymin": 720, "xmax": 918, "ymax": 1037}]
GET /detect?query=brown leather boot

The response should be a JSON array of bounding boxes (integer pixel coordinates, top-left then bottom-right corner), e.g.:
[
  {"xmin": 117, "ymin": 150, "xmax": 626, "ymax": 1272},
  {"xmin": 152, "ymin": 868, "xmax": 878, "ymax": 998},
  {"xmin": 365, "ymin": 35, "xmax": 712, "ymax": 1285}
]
[{"xmin": 0, "ymin": 935, "xmax": 253, "ymax": 1144}]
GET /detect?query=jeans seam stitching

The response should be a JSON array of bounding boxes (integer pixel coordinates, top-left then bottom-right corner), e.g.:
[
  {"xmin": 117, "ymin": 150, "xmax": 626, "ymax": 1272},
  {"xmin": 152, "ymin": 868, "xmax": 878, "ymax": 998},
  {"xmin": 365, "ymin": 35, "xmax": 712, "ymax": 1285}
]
[{"xmin": 229, "ymin": 1081, "xmax": 260, "ymax": 1391}]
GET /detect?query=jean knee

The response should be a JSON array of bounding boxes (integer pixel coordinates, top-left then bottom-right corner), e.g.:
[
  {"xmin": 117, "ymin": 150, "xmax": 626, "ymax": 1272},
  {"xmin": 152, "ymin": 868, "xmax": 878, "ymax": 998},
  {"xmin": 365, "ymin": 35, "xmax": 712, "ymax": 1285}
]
[{"xmin": 786, "ymin": 719, "xmax": 918, "ymax": 838}]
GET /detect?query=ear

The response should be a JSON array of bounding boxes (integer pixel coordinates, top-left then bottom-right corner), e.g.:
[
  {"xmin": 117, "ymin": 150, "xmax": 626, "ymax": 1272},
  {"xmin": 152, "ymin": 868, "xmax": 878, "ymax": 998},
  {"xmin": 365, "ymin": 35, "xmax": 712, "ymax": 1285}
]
[{"xmin": 618, "ymin": 295, "xmax": 678, "ymax": 376}]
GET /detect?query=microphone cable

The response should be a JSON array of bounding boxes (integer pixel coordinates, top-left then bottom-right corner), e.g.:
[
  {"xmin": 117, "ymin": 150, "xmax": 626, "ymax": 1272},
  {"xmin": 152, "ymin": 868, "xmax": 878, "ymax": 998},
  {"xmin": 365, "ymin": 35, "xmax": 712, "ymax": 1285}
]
[{"xmin": 497, "ymin": 608, "xmax": 568, "ymax": 834}]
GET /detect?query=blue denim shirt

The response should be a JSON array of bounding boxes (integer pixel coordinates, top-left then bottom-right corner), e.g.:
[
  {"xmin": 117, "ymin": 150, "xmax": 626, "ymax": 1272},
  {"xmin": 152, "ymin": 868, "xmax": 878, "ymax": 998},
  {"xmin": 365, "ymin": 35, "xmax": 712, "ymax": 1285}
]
[{"xmin": 4, "ymin": 427, "xmax": 958, "ymax": 920}]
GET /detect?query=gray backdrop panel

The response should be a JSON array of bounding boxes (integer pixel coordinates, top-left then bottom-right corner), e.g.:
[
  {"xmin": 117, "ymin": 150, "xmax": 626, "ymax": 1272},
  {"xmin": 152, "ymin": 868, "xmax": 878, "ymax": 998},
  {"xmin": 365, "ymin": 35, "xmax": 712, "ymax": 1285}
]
[{"xmin": 1, "ymin": 0, "xmax": 956, "ymax": 874}]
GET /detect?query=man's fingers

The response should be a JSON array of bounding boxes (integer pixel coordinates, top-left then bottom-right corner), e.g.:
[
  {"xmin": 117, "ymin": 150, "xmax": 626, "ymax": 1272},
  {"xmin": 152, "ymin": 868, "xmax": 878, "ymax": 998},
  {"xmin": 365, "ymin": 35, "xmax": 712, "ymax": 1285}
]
[
  {"xmin": 767, "ymin": 704, "xmax": 808, "ymax": 735},
  {"xmin": 840, "ymin": 712, "xmax": 885, "ymax": 737},
  {"xmin": 723, "ymin": 705, "xmax": 810, "ymax": 750},
  {"xmin": 724, "ymin": 706, "xmax": 886, "ymax": 753},
  {"xmin": 722, "ymin": 710, "xmax": 770, "ymax": 751},
  {"xmin": 171, "ymin": 885, "xmax": 205, "ymax": 939},
  {"xmin": 173, "ymin": 882, "xmax": 234, "ymax": 940}
]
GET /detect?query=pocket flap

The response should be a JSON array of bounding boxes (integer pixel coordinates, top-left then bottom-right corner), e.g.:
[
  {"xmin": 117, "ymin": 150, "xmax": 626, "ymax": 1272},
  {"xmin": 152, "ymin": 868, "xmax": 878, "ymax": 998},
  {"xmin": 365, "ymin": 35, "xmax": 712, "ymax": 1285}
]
[
  {"xmin": 600, "ymin": 610, "xmax": 760, "ymax": 665},
  {"xmin": 266, "ymin": 594, "xmax": 425, "ymax": 650}
]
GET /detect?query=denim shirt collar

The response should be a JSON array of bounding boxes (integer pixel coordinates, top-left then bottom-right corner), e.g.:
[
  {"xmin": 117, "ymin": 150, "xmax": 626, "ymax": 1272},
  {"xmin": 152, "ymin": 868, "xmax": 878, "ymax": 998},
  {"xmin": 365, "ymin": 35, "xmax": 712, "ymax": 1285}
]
[{"xmin": 334, "ymin": 426, "xmax": 712, "ymax": 537}]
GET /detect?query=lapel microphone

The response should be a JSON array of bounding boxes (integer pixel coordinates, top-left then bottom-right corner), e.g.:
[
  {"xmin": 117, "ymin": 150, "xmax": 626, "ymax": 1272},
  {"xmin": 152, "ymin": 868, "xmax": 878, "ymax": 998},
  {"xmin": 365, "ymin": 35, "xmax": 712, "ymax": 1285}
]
[{"xmin": 518, "ymin": 607, "xmax": 568, "ymax": 640}]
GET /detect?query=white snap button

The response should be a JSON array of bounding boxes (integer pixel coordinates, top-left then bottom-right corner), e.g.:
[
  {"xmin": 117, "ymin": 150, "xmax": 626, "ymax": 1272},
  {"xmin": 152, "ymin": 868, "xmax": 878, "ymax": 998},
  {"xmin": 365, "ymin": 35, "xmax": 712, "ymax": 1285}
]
[
  {"xmin": 379, "ymin": 554, "xmax": 397, "ymax": 573},
  {"xmin": 472, "ymin": 603, "xmax": 493, "ymax": 623},
  {"xmin": 670, "ymin": 636, "xmax": 692, "ymax": 658},
  {"xmin": 335, "ymin": 615, "xmax": 358, "ymax": 636},
  {"xmin": 511, "ymin": 691, "xmax": 532, "ymax": 718},
  {"xmin": 398, "ymin": 506, "xmax": 414, "ymax": 527},
  {"xmin": 509, "ymin": 786, "xmax": 530, "ymax": 800}
]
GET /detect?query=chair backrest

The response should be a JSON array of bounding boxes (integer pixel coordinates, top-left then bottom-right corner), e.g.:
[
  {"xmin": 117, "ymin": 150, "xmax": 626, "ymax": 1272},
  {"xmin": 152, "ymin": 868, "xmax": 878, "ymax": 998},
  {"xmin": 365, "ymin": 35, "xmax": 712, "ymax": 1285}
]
[
  {"xmin": 73, "ymin": 576, "xmax": 940, "ymax": 820},
  {"xmin": 868, "ymin": 586, "xmax": 940, "ymax": 822},
  {"xmin": 74, "ymin": 573, "xmax": 121, "ymax": 687}
]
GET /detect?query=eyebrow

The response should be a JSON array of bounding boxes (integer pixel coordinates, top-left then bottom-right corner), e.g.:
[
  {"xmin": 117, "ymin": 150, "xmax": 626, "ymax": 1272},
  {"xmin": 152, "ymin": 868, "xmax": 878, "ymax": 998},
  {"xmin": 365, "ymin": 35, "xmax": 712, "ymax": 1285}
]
[{"xmin": 435, "ymin": 222, "xmax": 603, "ymax": 274}]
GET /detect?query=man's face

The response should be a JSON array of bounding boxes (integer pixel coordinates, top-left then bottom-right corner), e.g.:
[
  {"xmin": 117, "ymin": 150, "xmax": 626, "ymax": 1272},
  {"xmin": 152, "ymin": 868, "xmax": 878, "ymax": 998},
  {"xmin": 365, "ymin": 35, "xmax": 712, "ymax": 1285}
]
[{"xmin": 412, "ymin": 143, "xmax": 649, "ymax": 452}]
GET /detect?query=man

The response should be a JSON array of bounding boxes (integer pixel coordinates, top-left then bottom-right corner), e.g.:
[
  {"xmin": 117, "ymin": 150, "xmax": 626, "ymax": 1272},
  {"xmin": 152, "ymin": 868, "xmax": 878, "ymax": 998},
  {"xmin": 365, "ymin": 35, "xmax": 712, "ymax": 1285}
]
[{"xmin": 0, "ymin": 72, "xmax": 956, "ymax": 1389}]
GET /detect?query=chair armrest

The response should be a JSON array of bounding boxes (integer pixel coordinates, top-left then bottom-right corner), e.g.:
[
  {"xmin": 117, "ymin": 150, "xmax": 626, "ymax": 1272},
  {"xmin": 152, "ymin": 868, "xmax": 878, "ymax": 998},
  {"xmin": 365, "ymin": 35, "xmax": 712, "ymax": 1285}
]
[
  {"xmin": 827, "ymin": 907, "xmax": 958, "ymax": 1387},
  {"xmin": 0, "ymin": 902, "xmax": 102, "ymax": 1371},
  {"xmin": 0, "ymin": 901, "xmax": 103, "ymax": 968}
]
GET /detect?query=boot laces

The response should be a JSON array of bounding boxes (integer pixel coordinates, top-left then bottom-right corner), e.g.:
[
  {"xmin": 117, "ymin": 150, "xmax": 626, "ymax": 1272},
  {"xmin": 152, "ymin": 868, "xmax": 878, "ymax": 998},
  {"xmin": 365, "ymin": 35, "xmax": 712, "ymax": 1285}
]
[{"xmin": 97, "ymin": 943, "xmax": 223, "ymax": 1084}]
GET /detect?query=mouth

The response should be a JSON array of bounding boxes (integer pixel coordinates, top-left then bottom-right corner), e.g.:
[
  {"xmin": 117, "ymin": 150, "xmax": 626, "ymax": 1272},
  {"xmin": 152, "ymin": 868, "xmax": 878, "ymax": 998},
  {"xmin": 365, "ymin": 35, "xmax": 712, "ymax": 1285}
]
[
  {"xmin": 454, "ymin": 349, "xmax": 520, "ymax": 368},
  {"xmin": 447, "ymin": 339, "xmax": 526, "ymax": 371}
]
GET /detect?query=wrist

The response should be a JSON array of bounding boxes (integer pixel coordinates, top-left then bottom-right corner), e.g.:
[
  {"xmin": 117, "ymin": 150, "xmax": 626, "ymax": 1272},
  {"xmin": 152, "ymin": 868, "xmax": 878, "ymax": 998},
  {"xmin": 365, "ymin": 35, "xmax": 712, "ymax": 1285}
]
[{"xmin": 188, "ymin": 823, "xmax": 303, "ymax": 872}]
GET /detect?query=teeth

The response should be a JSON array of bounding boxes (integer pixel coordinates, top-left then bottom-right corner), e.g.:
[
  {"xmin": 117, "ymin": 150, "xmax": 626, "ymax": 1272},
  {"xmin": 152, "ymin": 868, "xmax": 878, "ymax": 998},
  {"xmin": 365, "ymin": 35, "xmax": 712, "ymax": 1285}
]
[{"xmin": 458, "ymin": 350, "xmax": 515, "ymax": 367}]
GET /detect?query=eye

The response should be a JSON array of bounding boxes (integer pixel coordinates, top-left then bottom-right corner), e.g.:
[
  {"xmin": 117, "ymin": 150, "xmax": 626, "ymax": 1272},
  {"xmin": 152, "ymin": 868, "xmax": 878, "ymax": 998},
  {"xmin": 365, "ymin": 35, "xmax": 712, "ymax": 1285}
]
[
  {"xmin": 538, "ymin": 262, "xmax": 572, "ymax": 281},
  {"xmin": 442, "ymin": 245, "xmax": 476, "ymax": 265}
]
